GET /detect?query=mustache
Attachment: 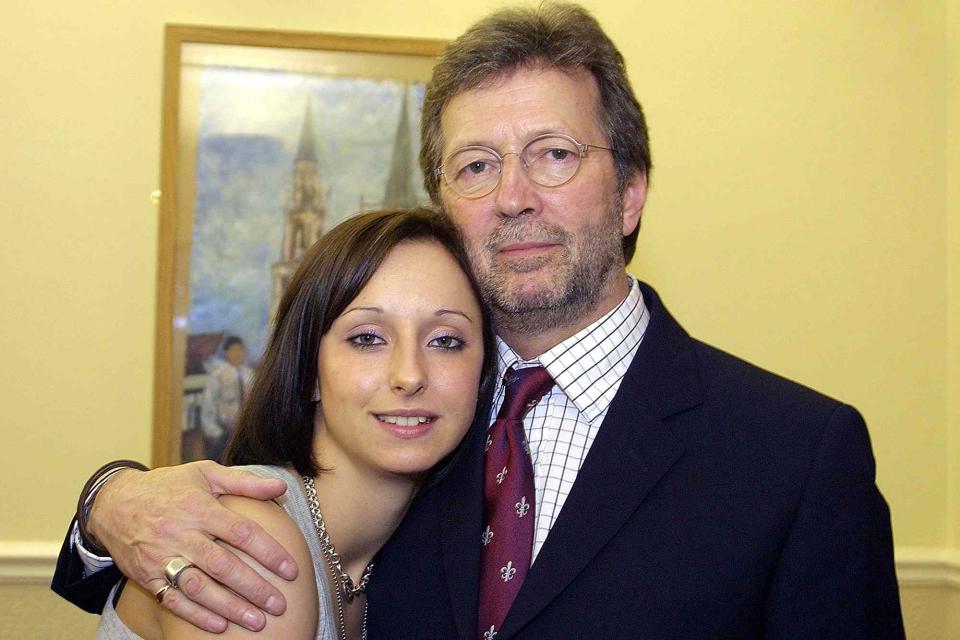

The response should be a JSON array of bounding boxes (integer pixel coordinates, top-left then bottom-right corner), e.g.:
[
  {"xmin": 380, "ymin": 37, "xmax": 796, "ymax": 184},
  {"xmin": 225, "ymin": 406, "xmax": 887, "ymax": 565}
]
[{"xmin": 484, "ymin": 219, "xmax": 570, "ymax": 252}]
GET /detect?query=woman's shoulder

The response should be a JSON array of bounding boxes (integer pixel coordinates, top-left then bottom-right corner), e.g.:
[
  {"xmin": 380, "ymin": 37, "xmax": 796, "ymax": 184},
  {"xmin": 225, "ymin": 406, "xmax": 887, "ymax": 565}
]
[
  {"xmin": 216, "ymin": 467, "xmax": 311, "ymax": 572},
  {"xmin": 217, "ymin": 492, "xmax": 298, "ymax": 536},
  {"xmin": 160, "ymin": 467, "xmax": 320, "ymax": 638},
  {"xmin": 230, "ymin": 464, "xmax": 300, "ymax": 489},
  {"xmin": 225, "ymin": 465, "xmax": 314, "ymax": 540}
]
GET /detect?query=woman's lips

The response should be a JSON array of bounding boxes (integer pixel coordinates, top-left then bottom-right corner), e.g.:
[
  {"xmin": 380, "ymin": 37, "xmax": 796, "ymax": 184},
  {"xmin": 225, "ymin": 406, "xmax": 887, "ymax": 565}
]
[{"xmin": 375, "ymin": 412, "xmax": 438, "ymax": 438}]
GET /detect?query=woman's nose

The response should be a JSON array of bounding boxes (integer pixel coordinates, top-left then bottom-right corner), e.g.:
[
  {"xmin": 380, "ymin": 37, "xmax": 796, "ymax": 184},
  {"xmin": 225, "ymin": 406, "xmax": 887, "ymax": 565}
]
[{"xmin": 389, "ymin": 347, "xmax": 426, "ymax": 395}]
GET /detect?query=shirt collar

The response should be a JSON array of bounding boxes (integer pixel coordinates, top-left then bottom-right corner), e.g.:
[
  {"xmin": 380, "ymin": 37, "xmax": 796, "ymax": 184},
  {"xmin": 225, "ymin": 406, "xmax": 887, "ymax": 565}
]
[{"xmin": 494, "ymin": 277, "xmax": 649, "ymax": 423}]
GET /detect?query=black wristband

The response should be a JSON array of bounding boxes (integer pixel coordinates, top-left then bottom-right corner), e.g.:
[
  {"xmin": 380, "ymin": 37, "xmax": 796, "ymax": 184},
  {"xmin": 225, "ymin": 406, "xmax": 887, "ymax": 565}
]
[{"xmin": 76, "ymin": 459, "xmax": 150, "ymax": 556}]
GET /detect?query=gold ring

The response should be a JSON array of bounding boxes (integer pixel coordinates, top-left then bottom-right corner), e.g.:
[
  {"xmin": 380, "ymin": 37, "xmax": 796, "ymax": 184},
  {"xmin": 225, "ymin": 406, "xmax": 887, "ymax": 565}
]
[
  {"xmin": 163, "ymin": 557, "xmax": 196, "ymax": 589},
  {"xmin": 154, "ymin": 583, "xmax": 173, "ymax": 604}
]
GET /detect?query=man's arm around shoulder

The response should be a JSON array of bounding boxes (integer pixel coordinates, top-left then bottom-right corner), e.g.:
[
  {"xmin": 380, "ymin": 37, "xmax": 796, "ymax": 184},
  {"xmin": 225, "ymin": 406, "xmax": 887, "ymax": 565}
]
[{"xmin": 50, "ymin": 461, "xmax": 298, "ymax": 633}]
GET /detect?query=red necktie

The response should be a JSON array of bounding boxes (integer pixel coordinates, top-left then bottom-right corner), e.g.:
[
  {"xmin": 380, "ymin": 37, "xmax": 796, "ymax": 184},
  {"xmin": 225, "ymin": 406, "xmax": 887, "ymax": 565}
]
[{"xmin": 478, "ymin": 366, "xmax": 554, "ymax": 640}]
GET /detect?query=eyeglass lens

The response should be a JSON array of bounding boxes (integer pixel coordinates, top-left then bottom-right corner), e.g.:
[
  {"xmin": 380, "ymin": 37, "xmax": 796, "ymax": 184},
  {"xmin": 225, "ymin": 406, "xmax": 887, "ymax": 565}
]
[{"xmin": 442, "ymin": 135, "xmax": 584, "ymax": 198}]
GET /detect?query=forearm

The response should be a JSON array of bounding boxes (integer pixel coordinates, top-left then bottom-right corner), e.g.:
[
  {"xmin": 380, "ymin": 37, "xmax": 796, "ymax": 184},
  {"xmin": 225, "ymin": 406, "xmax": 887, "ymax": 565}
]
[
  {"xmin": 51, "ymin": 516, "xmax": 122, "ymax": 614},
  {"xmin": 50, "ymin": 461, "xmax": 147, "ymax": 613},
  {"xmin": 71, "ymin": 521, "xmax": 115, "ymax": 575},
  {"xmin": 83, "ymin": 462, "xmax": 149, "ymax": 556},
  {"xmin": 54, "ymin": 461, "xmax": 148, "ymax": 589}
]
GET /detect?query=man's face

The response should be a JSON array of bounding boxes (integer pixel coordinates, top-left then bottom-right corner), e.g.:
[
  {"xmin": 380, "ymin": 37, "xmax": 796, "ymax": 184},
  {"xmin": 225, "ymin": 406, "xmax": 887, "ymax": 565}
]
[
  {"xmin": 225, "ymin": 343, "xmax": 246, "ymax": 367},
  {"xmin": 438, "ymin": 66, "xmax": 646, "ymax": 330}
]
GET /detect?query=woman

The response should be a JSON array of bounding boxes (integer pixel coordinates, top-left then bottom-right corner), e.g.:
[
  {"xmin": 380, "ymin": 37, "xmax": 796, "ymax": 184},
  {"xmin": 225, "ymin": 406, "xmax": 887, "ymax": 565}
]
[{"xmin": 96, "ymin": 208, "xmax": 496, "ymax": 639}]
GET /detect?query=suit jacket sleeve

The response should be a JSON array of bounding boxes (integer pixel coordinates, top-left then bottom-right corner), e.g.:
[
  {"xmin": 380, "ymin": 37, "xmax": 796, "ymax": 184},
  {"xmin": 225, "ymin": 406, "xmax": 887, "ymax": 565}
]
[
  {"xmin": 763, "ymin": 404, "xmax": 904, "ymax": 639},
  {"xmin": 50, "ymin": 517, "xmax": 121, "ymax": 614}
]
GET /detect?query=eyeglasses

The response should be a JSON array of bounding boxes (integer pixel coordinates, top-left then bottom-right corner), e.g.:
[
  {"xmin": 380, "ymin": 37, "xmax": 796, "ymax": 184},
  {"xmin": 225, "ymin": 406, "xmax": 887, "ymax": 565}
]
[{"xmin": 435, "ymin": 133, "xmax": 612, "ymax": 199}]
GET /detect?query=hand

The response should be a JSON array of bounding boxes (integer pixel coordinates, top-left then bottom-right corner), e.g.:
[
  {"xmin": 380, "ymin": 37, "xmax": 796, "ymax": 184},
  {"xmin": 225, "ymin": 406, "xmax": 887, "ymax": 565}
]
[{"xmin": 87, "ymin": 460, "xmax": 298, "ymax": 633}]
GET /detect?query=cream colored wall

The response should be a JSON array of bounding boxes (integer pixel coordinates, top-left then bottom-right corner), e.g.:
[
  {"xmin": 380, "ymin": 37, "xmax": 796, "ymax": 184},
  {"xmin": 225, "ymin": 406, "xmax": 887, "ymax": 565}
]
[
  {"xmin": 0, "ymin": 0, "xmax": 955, "ymax": 636},
  {"xmin": 0, "ymin": 584, "xmax": 98, "ymax": 640},
  {"xmin": 948, "ymin": 0, "xmax": 960, "ymax": 557},
  {"xmin": 627, "ymin": 1, "xmax": 949, "ymax": 550}
]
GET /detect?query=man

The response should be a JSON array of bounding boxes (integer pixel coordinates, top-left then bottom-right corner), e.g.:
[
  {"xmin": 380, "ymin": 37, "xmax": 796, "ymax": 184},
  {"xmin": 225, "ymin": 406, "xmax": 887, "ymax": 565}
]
[
  {"xmin": 53, "ymin": 4, "xmax": 904, "ymax": 638},
  {"xmin": 200, "ymin": 336, "xmax": 253, "ymax": 462}
]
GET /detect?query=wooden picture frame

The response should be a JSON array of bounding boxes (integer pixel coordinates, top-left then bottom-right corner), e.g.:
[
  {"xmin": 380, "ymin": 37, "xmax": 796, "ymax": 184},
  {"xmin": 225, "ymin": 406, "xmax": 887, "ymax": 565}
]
[{"xmin": 152, "ymin": 25, "xmax": 446, "ymax": 466}]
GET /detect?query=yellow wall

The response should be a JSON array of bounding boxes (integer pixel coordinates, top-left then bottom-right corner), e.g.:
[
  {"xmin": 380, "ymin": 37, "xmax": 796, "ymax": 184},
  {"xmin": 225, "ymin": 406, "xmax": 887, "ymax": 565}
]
[
  {"xmin": 948, "ymin": 0, "xmax": 960, "ymax": 554},
  {"xmin": 628, "ymin": 1, "xmax": 949, "ymax": 550},
  {"xmin": 0, "ymin": 0, "xmax": 955, "ymax": 636}
]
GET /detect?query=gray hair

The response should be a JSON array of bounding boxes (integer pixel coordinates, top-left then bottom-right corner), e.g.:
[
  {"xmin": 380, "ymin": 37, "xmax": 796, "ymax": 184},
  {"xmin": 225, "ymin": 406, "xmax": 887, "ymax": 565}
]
[{"xmin": 419, "ymin": 2, "xmax": 651, "ymax": 261}]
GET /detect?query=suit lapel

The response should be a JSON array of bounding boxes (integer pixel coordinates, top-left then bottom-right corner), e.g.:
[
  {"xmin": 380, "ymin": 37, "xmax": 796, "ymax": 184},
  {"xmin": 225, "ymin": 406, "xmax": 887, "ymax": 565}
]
[
  {"xmin": 437, "ymin": 415, "xmax": 487, "ymax": 639},
  {"xmin": 499, "ymin": 284, "xmax": 703, "ymax": 637}
]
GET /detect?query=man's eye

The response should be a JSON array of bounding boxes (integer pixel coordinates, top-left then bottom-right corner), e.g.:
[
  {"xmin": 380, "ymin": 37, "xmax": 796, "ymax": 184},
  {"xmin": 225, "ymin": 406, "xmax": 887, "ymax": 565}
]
[
  {"xmin": 546, "ymin": 148, "xmax": 571, "ymax": 161},
  {"xmin": 462, "ymin": 160, "xmax": 493, "ymax": 176}
]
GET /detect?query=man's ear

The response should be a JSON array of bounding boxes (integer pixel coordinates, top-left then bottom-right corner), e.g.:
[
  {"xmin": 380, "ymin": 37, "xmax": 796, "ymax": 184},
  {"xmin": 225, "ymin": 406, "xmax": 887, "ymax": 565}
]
[{"xmin": 621, "ymin": 171, "xmax": 648, "ymax": 237}]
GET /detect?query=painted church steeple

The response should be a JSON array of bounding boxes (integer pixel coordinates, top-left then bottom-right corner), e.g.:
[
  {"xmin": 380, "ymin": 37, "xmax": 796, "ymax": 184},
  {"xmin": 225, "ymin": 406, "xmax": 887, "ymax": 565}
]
[
  {"xmin": 381, "ymin": 85, "xmax": 421, "ymax": 209},
  {"xmin": 270, "ymin": 100, "xmax": 327, "ymax": 324}
]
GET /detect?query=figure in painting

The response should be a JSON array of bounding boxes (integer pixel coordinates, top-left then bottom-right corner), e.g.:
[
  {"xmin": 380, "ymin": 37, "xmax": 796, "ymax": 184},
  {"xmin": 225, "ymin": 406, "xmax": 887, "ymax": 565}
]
[{"xmin": 200, "ymin": 335, "xmax": 254, "ymax": 462}]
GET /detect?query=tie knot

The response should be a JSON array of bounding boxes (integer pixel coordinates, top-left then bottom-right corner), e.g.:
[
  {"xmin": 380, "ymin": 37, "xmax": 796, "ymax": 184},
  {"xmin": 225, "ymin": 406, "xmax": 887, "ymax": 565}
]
[{"xmin": 499, "ymin": 366, "xmax": 554, "ymax": 421}]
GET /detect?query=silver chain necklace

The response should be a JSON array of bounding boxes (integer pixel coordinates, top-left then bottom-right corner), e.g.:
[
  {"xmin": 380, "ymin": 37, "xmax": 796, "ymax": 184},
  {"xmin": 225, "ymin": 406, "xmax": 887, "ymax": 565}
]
[{"xmin": 302, "ymin": 475, "xmax": 373, "ymax": 640}]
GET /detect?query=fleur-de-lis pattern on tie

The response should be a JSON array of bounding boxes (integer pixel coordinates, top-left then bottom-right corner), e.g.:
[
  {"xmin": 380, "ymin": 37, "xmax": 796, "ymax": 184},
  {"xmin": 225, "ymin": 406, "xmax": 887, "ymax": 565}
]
[
  {"xmin": 500, "ymin": 561, "xmax": 517, "ymax": 582},
  {"xmin": 482, "ymin": 525, "xmax": 494, "ymax": 546},
  {"xmin": 477, "ymin": 366, "xmax": 554, "ymax": 639}
]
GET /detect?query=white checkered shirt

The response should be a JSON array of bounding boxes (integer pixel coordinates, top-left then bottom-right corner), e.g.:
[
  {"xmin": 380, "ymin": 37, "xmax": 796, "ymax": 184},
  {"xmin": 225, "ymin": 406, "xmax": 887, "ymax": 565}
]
[{"xmin": 492, "ymin": 277, "xmax": 649, "ymax": 562}]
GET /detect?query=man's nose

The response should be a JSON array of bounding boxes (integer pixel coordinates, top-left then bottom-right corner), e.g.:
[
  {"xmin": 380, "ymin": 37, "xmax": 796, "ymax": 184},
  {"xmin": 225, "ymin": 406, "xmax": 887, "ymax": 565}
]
[{"xmin": 494, "ymin": 154, "xmax": 538, "ymax": 218}]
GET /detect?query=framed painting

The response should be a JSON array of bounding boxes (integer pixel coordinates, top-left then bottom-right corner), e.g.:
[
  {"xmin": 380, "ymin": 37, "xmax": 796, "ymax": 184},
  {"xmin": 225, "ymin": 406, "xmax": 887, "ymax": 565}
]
[{"xmin": 152, "ymin": 25, "xmax": 446, "ymax": 466}]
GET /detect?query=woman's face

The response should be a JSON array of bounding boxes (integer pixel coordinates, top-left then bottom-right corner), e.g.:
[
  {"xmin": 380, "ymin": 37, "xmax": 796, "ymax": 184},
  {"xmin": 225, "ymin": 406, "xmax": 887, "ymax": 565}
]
[{"xmin": 314, "ymin": 240, "xmax": 485, "ymax": 479}]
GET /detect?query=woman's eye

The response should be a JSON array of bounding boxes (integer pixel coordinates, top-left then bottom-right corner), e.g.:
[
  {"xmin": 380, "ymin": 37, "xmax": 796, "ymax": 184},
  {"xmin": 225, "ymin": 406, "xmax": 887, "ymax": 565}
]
[
  {"xmin": 430, "ymin": 335, "xmax": 465, "ymax": 350},
  {"xmin": 348, "ymin": 333, "xmax": 385, "ymax": 348}
]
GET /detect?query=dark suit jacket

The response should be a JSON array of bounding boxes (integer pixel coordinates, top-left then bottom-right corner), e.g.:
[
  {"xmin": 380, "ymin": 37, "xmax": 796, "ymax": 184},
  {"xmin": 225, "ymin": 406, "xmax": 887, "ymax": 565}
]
[
  {"xmin": 51, "ymin": 517, "xmax": 122, "ymax": 614},
  {"xmin": 365, "ymin": 283, "xmax": 904, "ymax": 639},
  {"xmin": 51, "ymin": 283, "xmax": 904, "ymax": 638}
]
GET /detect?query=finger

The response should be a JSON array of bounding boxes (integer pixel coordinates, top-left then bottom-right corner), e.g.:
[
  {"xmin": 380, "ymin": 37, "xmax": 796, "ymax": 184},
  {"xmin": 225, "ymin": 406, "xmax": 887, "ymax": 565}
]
[
  {"xmin": 201, "ymin": 501, "xmax": 298, "ymax": 582},
  {"xmin": 174, "ymin": 567, "xmax": 268, "ymax": 631},
  {"xmin": 187, "ymin": 534, "xmax": 288, "ymax": 615},
  {"xmin": 159, "ymin": 579, "xmax": 232, "ymax": 634},
  {"xmin": 196, "ymin": 461, "xmax": 288, "ymax": 501}
]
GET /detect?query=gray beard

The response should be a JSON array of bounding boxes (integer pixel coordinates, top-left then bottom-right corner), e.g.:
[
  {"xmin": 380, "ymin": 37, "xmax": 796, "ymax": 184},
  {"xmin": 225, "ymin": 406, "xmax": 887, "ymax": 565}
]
[{"xmin": 472, "ymin": 195, "xmax": 625, "ymax": 338}]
